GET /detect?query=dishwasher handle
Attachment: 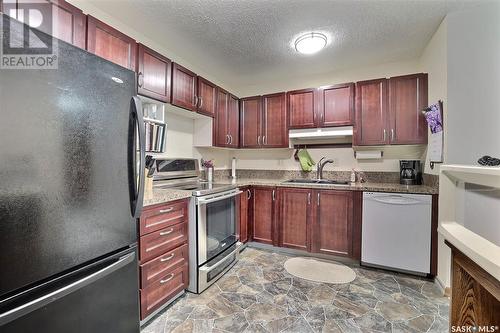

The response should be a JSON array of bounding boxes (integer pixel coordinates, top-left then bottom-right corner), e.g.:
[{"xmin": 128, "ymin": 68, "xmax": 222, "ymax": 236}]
[{"xmin": 367, "ymin": 194, "xmax": 424, "ymax": 205}]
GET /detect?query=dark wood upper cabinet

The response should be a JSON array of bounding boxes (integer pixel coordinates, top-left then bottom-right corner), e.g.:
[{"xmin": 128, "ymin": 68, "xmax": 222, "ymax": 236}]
[
  {"xmin": 240, "ymin": 96, "xmax": 262, "ymax": 148},
  {"xmin": 312, "ymin": 190, "xmax": 353, "ymax": 257},
  {"xmin": 319, "ymin": 83, "xmax": 355, "ymax": 127},
  {"xmin": 262, "ymin": 92, "xmax": 288, "ymax": 147},
  {"xmin": 287, "ymin": 88, "xmax": 317, "ymax": 129},
  {"xmin": 354, "ymin": 78, "xmax": 389, "ymax": 145},
  {"xmin": 86, "ymin": 15, "xmax": 137, "ymax": 70},
  {"xmin": 279, "ymin": 188, "xmax": 312, "ymax": 251},
  {"xmin": 227, "ymin": 94, "xmax": 240, "ymax": 148},
  {"xmin": 389, "ymin": 73, "xmax": 428, "ymax": 144},
  {"xmin": 2, "ymin": 0, "xmax": 85, "ymax": 49},
  {"xmin": 171, "ymin": 62, "xmax": 197, "ymax": 111},
  {"xmin": 136, "ymin": 44, "xmax": 171, "ymax": 103},
  {"xmin": 252, "ymin": 187, "xmax": 278, "ymax": 245},
  {"xmin": 215, "ymin": 88, "xmax": 229, "ymax": 147},
  {"xmin": 197, "ymin": 76, "xmax": 217, "ymax": 117}
]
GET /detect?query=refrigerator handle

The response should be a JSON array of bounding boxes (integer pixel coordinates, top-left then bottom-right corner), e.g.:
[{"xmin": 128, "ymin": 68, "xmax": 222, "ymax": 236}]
[
  {"xmin": 0, "ymin": 252, "xmax": 135, "ymax": 326},
  {"xmin": 130, "ymin": 96, "xmax": 146, "ymax": 218}
]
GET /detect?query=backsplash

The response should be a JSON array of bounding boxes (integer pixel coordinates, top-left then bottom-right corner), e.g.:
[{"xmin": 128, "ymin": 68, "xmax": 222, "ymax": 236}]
[{"xmin": 211, "ymin": 169, "xmax": 439, "ymax": 187}]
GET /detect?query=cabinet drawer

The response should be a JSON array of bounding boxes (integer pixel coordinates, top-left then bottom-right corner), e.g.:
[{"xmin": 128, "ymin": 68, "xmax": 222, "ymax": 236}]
[
  {"xmin": 139, "ymin": 222, "xmax": 187, "ymax": 263},
  {"xmin": 140, "ymin": 200, "xmax": 188, "ymax": 236},
  {"xmin": 140, "ymin": 264, "xmax": 188, "ymax": 320},
  {"xmin": 140, "ymin": 243, "xmax": 188, "ymax": 288}
]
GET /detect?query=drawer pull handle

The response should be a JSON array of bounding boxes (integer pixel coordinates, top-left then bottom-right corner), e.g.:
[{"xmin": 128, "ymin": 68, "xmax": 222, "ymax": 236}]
[
  {"xmin": 160, "ymin": 273, "xmax": 175, "ymax": 284},
  {"xmin": 159, "ymin": 207, "xmax": 174, "ymax": 213},
  {"xmin": 221, "ymin": 242, "xmax": 227, "ymax": 248},
  {"xmin": 160, "ymin": 228, "xmax": 174, "ymax": 236},
  {"xmin": 160, "ymin": 253, "xmax": 175, "ymax": 262}
]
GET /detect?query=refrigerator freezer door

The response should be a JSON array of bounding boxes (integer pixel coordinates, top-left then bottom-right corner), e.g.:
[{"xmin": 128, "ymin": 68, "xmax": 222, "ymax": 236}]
[
  {"xmin": 0, "ymin": 248, "xmax": 140, "ymax": 332},
  {"xmin": 0, "ymin": 16, "xmax": 138, "ymax": 297}
]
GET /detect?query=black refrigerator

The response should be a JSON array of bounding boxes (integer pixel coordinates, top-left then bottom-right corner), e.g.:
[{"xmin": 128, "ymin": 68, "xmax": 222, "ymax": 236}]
[{"xmin": 0, "ymin": 15, "xmax": 145, "ymax": 332}]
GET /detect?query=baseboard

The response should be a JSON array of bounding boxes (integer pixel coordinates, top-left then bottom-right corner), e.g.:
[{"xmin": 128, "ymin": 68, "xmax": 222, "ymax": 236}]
[
  {"xmin": 246, "ymin": 242, "xmax": 359, "ymax": 266},
  {"xmin": 434, "ymin": 275, "xmax": 451, "ymax": 297}
]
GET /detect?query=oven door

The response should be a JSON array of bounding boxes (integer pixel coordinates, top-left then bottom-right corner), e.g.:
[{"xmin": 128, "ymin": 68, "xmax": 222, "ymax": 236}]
[{"xmin": 196, "ymin": 189, "xmax": 241, "ymax": 264}]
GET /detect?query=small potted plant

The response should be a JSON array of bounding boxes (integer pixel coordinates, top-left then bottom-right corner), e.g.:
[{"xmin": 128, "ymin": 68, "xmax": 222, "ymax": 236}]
[{"xmin": 201, "ymin": 159, "xmax": 214, "ymax": 182}]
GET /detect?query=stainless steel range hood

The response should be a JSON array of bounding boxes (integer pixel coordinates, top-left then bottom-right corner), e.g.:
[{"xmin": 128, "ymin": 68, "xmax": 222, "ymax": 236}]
[{"xmin": 289, "ymin": 126, "xmax": 353, "ymax": 144}]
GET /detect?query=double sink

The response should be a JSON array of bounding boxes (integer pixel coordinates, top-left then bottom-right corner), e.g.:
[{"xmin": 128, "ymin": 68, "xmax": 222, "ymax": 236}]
[{"xmin": 283, "ymin": 179, "xmax": 350, "ymax": 186}]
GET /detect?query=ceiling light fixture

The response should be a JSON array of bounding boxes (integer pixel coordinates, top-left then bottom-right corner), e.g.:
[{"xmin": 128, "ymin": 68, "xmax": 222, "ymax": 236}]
[{"xmin": 294, "ymin": 32, "xmax": 327, "ymax": 55}]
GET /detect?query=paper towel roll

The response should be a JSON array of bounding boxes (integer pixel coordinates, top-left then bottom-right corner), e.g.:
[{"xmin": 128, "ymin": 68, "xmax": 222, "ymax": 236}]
[
  {"xmin": 354, "ymin": 151, "xmax": 383, "ymax": 160},
  {"xmin": 231, "ymin": 157, "xmax": 237, "ymax": 179}
]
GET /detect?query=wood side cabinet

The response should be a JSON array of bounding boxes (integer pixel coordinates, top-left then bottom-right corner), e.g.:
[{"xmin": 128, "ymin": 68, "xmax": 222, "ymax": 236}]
[
  {"xmin": 287, "ymin": 88, "xmax": 317, "ymax": 129},
  {"xmin": 136, "ymin": 44, "xmax": 171, "ymax": 103},
  {"xmin": 86, "ymin": 15, "xmax": 137, "ymax": 70},
  {"xmin": 227, "ymin": 94, "xmax": 240, "ymax": 148},
  {"xmin": 215, "ymin": 89, "xmax": 239, "ymax": 147},
  {"xmin": 447, "ymin": 241, "xmax": 500, "ymax": 331},
  {"xmin": 2, "ymin": 0, "xmax": 85, "ymax": 49},
  {"xmin": 171, "ymin": 63, "xmax": 197, "ymax": 111},
  {"xmin": 251, "ymin": 187, "xmax": 279, "ymax": 245}
]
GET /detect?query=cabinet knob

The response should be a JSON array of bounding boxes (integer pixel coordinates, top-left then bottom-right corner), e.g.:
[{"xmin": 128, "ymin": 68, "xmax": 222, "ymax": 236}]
[
  {"xmin": 247, "ymin": 189, "xmax": 251, "ymax": 200},
  {"xmin": 391, "ymin": 128, "xmax": 395, "ymax": 142},
  {"xmin": 199, "ymin": 96, "xmax": 203, "ymax": 109},
  {"xmin": 160, "ymin": 273, "xmax": 175, "ymax": 284},
  {"xmin": 383, "ymin": 129, "xmax": 387, "ymax": 142}
]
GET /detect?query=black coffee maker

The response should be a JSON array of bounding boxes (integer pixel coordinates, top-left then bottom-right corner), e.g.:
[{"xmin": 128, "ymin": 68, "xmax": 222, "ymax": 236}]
[{"xmin": 400, "ymin": 160, "xmax": 422, "ymax": 185}]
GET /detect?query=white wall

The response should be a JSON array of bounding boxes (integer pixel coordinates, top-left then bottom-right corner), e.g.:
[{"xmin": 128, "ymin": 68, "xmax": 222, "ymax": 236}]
[
  {"xmin": 446, "ymin": 2, "xmax": 500, "ymax": 165},
  {"xmin": 419, "ymin": 19, "xmax": 448, "ymax": 176}
]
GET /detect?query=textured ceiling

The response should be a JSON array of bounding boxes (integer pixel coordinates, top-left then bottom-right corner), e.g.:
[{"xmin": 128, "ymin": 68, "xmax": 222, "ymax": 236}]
[{"xmin": 86, "ymin": 0, "xmax": 473, "ymax": 90}]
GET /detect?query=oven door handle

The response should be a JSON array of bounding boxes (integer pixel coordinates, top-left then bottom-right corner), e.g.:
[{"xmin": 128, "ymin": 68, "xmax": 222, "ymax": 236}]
[
  {"xmin": 196, "ymin": 191, "xmax": 242, "ymax": 205},
  {"xmin": 199, "ymin": 246, "xmax": 240, "ymax": 272}
]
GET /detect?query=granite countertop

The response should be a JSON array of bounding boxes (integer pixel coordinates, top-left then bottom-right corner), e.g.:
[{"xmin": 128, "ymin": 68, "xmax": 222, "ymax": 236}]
[
  {"xmin": 143, "ymin": 176, "xmax": 437, "ymax": 207},
  {"xmin": 143, "ymin": 188, "xmax": 192, "ymax": 207},
  {"xmin": 224, "ymin": 178, "xmax": 438, "ymax": 194}
]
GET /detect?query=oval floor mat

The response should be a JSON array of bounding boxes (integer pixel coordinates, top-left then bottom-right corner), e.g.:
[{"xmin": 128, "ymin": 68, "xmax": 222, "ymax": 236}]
[{"xmin": 284, "ymin": 257, "xmax": 356, "ymax": 284}]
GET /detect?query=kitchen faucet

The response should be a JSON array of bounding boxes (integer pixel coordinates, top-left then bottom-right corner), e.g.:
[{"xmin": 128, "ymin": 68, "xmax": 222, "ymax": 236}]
[{"xmin": 317, "ymin": 157, "xmax": 334, "ymax": 180}]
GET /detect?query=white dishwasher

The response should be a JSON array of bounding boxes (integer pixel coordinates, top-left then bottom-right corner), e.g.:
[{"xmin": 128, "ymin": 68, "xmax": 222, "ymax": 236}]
[{"xmin": 362, "ymin": 192, "xmax": 432, "ymax": 275}]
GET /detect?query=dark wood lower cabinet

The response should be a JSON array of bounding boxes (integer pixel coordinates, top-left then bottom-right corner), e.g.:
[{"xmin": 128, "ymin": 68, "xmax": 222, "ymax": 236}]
[
  {"xmin": 311, "ymin": 190, "xmax": 354, "ymax": 257},
  {"xmin": 138, "ymin": 199, "xmax": 189, "ymax": 321},
  {"xmin": 447, "ymin": 241, "xmax": 500, "ymax": 331},
  {"xmin": 251, "ymin": 187, "xmax": 278, "ymax": 246},
  {"xmin": 279, "ymin": 188, "xmax": 312, "ymax": 251},
  {"xmin": 239, "ymin": 187, "xmax": 251, "ymax": 243}
]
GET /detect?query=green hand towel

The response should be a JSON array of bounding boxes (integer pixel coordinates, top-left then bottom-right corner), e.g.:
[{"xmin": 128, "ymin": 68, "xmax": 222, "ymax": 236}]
[{"xmin": 297, "ymin": 149, "xmax": 315, "ymax": 172}]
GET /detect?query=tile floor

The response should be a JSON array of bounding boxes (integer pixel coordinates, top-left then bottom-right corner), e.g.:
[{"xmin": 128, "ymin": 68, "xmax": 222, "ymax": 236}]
[{"xmin": 142, "ymin": 247, "xmax": 449, "ymax": 333}]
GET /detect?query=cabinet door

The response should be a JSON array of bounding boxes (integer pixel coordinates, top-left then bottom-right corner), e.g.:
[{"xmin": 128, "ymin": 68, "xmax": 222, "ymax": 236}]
[
  {"xmin": 389, "ymin": 73, "xmax": 428, "ymax": 145},
  {"xmin": 279, "ymin": 188, "xmax": 311, "ymax": 251},
  {"xmin": 319, "ymin": 83, "xmax": 355, "ymax": 127},
  {"xmin": 262, "ymin": 92, "xmax": 288, "ymax": 147},
  {"xmin": 3, "ymin": 0, "xmax": 85, "ymax": 49},
  {"xmin": 252, "ymin": 187, "xmax": 276, "ymax": 245},
  {"xmin": 197, "ymin": 76, "xmax": 217, "ymax": 117},
  {"xmin": 215, "ymin": 88, "xmax": 229, "ymax": 147},
  {"xmin": 240, "ymin": 96, "xmax": 262, "ymax": 148},
  {"xmin": 137, "ymin": 44, "xmax": 171, "ymax": 103},
  {"xmin": 354, "ymin": 78, "xmax": 389, "ymax": 145},
  {"xmin": 239, "ymin": 187, "xmax": 251, "ymax": 243},
  {"xmin": 171, "ymin": 63, "xmax": 197, "ymax": 111},
  {"xmin": 287, "ymin": 88, "xmax": 317, "ymax": 129},
  {"xmin": 86, "ymin": 15, "xmax": 137, "ymax": 70},
  {"xmin": 227, "ymin": 94, "xmax": 240, "ymax": 148},
  {"xmin": 312, "ymin": 190, "xmax": 353, "ymax": 257}
]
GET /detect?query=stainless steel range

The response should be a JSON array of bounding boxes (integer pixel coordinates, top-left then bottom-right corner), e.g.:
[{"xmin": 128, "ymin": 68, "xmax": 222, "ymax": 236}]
[{"xmin": 152, "ymin": 158, "xmax": 242, "ymax": 293}]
